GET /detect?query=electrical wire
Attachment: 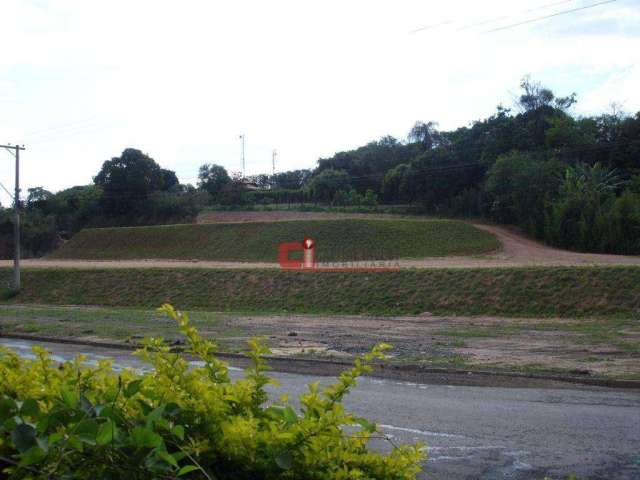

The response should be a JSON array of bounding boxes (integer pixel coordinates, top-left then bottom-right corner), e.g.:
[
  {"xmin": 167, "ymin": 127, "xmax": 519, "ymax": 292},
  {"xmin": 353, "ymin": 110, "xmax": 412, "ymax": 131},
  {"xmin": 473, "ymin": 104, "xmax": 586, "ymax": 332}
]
[
  {"xmin": 483, "ymin": 0, "xmax": 617, "ymax": 33},
  {"xmin": 409, "ymin": 20, "xmax": 453, "ymax": 35},
  {"xmin": 24, "ymin": 116, "xmax": 100, "ymax": 137},
  {"xmin": 456, "ymin": 0, "xmax": 575, "ymax": 31},
  {"xmin": 412, "ymin": 0, "xmax": 577, "ymax": 34}
]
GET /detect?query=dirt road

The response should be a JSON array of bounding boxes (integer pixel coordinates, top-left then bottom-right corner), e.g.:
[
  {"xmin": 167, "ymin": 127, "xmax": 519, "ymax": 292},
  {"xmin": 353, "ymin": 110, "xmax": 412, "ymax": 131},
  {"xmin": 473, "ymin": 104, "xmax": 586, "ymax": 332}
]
[{"xmin": 2, "ymin": 222, "xmax": 639, "ymax": 269}]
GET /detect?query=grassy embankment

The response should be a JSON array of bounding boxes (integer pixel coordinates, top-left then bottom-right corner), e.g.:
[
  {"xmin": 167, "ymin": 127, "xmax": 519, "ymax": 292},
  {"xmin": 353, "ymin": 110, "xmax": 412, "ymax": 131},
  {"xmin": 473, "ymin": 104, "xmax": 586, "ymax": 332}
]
[
  {"xmin": 1, "ymin": 266, "xmax": 639, "ymax": 318},
  {"xmin": 49, "ymin": 219, "xmax": 500, "ymax": 262}
]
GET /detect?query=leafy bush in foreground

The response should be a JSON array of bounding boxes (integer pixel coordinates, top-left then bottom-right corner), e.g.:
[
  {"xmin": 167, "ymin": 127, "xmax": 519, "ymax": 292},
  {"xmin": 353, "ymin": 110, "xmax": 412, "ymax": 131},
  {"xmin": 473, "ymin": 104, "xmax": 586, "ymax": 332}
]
[{"xmin": 0, "ymin": 305, "xmax": 424, "ymax": 479}]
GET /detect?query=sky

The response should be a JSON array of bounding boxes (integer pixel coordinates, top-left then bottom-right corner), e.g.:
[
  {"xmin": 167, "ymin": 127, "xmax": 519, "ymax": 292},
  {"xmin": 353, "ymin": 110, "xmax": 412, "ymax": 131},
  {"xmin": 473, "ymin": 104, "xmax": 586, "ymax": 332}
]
[{"xmin": 0, "ymin": 0, "xmax": 639, "ymax": 203}]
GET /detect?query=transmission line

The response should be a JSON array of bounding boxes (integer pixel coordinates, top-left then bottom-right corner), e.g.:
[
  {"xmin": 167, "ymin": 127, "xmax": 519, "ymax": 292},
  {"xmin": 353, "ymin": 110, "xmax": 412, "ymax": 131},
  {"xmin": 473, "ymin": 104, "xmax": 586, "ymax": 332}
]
[{"xmin": 483, "ymin": 0, "xmax": 617, "ymax": 33}]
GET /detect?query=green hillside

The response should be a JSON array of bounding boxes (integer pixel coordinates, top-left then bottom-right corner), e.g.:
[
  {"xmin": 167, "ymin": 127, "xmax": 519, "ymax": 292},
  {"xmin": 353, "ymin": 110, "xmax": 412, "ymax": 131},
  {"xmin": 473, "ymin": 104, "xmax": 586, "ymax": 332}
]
[
  {"xmin": 50, "ymin": 219, "xmax": 500, "ymax": 262},
  {"xmin": 2, "ymin": 266, "xmax": 639, "ymax": 318}
]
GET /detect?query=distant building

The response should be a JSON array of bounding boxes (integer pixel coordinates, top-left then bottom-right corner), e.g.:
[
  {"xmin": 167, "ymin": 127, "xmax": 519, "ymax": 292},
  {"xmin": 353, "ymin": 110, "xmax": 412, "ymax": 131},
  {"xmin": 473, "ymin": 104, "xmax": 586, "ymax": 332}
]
[{"xmin": 238, "ymin": 179, "xmax": 260, "ymax": 191}]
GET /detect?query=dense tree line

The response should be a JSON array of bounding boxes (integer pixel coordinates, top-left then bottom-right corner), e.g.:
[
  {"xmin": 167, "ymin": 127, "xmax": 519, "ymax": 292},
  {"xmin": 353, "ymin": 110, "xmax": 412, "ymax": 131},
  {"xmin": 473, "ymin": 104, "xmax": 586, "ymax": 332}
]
[
  {"xmin": 297, "ymin": 77, "xmax": 640, "ymax": 254},
  {"xmin": 213, "ymin": 78, "xmax": 639, "ymax": 253},
  {"xmin": 2, "ymin": 77, "xmax": 639, "ymax": 257},
  {"xmin": 0, "ymin": 149, "xmax": 205, "ymax": 258}
]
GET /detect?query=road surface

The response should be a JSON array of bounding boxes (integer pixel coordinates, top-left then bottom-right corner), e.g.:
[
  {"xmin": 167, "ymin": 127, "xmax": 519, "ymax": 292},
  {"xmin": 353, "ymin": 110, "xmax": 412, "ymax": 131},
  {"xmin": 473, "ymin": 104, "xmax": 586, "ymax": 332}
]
[{"xmin": 1, "ymin": 338, "xmax": 639, "ymax": 479}]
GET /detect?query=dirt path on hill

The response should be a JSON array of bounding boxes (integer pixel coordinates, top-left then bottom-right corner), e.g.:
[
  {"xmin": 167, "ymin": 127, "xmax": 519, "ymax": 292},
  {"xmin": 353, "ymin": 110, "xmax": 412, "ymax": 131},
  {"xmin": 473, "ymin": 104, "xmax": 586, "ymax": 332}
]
[{"xmin": 2, "ymin": 222, "xmax": 639, "ymax": 269}]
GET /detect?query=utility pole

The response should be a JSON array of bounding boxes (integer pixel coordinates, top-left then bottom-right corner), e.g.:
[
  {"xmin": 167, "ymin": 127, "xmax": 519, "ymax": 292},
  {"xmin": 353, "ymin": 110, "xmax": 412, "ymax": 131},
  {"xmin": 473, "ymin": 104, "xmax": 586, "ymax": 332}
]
[
  {"xmin": 272, "ymin": 149, "xmax": 277, "ymax": 177},
  {"xmin": 0, "ymin": 143, "xmax": 25, "ymax": 292},
  {"xmin": 239, "ymin": 134, "xmax": 245, "ymax": 179}
]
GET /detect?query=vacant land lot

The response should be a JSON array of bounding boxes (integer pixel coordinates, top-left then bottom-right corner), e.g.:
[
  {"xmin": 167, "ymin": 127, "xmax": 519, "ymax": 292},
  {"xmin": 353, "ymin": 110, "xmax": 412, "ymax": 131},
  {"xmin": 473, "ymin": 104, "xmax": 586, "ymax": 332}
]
[
  {"xmin": 1, "ymin": 305, "xmax": 637, "ymax": 380},
  {"xmin": 1, "ymin": 266, "xmax": 639, "ymax": 317},
  {"xmin": 50, "ymin": 219, "xmax": 499, "ymax": 262}
]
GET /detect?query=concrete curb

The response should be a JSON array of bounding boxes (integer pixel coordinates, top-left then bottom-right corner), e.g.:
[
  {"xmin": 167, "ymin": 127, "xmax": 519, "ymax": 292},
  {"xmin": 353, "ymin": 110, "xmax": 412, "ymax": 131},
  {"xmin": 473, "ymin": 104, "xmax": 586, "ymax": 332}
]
[{"xmin": 1, "ymin": 332, "xmax": 639, "ymax": 389}]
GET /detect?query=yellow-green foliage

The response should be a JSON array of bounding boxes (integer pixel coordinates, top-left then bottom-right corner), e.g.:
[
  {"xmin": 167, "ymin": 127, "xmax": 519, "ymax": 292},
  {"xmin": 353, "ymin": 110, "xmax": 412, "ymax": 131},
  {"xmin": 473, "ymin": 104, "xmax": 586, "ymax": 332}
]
[{"xmin": 0, "ymin": 304, "xmax": 424, "ymax": 479}]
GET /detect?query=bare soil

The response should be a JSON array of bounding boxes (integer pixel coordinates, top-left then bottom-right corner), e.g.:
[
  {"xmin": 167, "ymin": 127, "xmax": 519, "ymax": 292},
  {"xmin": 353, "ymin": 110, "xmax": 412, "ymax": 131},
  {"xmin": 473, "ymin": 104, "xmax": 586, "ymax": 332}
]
[
  {"xmin": 212, "ymin": 313, "xmax": 640, "ymax": 379},
  {"xmin": 2, "ymin": 303, "xmax": 638, "ymax": 384}
]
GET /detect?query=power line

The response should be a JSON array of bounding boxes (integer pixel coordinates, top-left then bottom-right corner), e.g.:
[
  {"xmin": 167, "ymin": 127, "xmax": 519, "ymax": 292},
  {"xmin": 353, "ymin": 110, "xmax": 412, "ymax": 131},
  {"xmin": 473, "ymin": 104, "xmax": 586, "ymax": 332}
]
[
  {"xmin": 412, "ymin": 0, "xmax": 576, "ymax": 34},
  {"xmin": 524, "ymin": 0, "xmax": 575, "ymax": 13},
  {"xmin": 24, "ymin": 116, "xmax": 100, "ymax": 137},
  {"xmin": 409, "ymin": 20, "xmax": 452, "ymax": 35},
  {"xmin": 483, "ymin": 0, "xmax": 617, "ymax": 33},
  {"xmin": 28, "ymin": 123, "xmax": 118, "ymax": 147},
  {"xmin": 457, "ymin": 0, "xmax": 574, "ymax": 31}
]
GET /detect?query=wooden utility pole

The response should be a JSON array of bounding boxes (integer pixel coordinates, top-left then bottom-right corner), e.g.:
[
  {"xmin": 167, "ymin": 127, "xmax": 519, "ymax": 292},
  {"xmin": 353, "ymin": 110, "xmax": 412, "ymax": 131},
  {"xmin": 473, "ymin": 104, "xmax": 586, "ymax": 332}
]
[{"xmin": 0, "ymin": 144, "xmax": 25, "ymax": 291}]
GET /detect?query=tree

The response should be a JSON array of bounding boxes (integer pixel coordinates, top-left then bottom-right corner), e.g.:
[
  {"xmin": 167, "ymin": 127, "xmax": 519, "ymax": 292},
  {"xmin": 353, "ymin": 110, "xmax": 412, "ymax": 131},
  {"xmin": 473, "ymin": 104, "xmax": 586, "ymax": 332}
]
[
  {"xmin": 517, "ymin": 75, "xmax": 576, "ymax": 112},
  {"xmin": 382, "ymin": 164, "xmax": 411, "ymax": 203},
  {"xmin": 485, "ymin": 151, "xmax": 563, "ymax": 235},
  {"xmin": 94, "ymin": 148, "xmax": 164, "ymax": 215},
  {"xmin": 272, "ymin": 169, "xmax": 312, "ymax": 189},
  {"xmin": 160, "ymin": 169, "xmax": 179, "ymax": 191},
  {"xmin": 26, "ymin": 187, "xmax": 53, "ymax": 207},
  {"xmin": 198, "ymin": 164, "xmax": 231, "ymax": 197},
  {"xmin": 307, "ymin": 169, "xmax": 351, "ymax": 203},
  {"xmin": 408, "ymin": 121, "xmax": 447, "ymax": 150}
]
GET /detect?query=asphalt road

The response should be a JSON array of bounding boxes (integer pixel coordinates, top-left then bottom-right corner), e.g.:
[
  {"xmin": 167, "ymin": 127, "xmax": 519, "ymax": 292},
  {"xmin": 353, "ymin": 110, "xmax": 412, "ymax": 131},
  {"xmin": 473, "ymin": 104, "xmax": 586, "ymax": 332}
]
[{"xmin": 1, "ymin": 338, "xmax": 639, "ymax": 480}]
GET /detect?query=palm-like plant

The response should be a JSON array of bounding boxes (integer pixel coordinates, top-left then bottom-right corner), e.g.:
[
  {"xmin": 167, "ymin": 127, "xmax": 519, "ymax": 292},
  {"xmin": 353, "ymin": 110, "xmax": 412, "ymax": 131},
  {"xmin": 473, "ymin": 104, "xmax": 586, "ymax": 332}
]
[{"xmin": 561, "ymin": 162, "xmax": 623, "ymax": 198}]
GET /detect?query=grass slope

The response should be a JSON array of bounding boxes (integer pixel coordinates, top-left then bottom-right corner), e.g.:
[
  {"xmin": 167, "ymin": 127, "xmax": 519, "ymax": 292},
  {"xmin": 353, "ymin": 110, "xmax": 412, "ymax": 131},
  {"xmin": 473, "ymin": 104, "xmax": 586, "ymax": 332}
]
[
  {"xmin": 1, "ymin": 267, "xmax": 639, "ymax": 317},
  {"xmin": 50, "ymin": 219, "xmax": 499, "ymax": 262}
]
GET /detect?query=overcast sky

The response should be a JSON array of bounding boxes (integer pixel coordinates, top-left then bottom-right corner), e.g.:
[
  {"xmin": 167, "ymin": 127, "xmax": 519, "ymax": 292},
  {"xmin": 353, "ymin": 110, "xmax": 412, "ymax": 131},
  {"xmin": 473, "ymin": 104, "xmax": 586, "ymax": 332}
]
[{"xmin": 0, "ymin": 0, "xmax": 639, "ymax": 202}]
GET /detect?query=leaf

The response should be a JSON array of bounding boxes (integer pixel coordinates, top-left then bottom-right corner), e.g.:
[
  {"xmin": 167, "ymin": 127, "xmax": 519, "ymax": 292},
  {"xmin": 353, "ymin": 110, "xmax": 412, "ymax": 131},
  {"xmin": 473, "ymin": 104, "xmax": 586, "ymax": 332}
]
[
  {"xmin": 61, "ymin": 387, "xmax": 79, "ymax": 409},
  {"xmin": 48, "ymin": 432, "xmax": 63, "ymax": 446},
  {"xmin": 12, "ymin": 424, "xmax": 37, "ymax": 453},
  {"xmin": 76, "ymin": 418, "xmax": 99, "ymax": 444},
  {"xmin": 354, "ymin": 417, "xmax": 376, "ymax": 433},
  {"xmin": 275, "ymin": 450, "xmax": 293, "ymax": 470},
  {"xmin": 20, "ymin": 399, "xmax": 40, "ymax": 418},
  {"xmin": 97, "ymin": 405, "xmax": 119, "ymax": 422},
  {"xmin": 19, "ymin": 446, "xmax": 46, "ymax": 466},
  {"xmin": 124, "ymin": 380, "xmax": 142, "ymax": 398},
  {"xmin": 145, "ymin": 405, "xmax": 166, "ymax": 428},
  {"xmin": 177, "ymin": 465, "xmax": 200, "ymax": 476},
  {"xmin": 36, "ymin": 436, "xmax": 49, "ymax": 452},
  {"xmin": 0, "ymin": 397, "xmax": 16, "ymax": 421},
  {"xmin": 158, "ymin": 450, "xmax": 178, "ymax": 467},
  {"xmin": 96, "ymin": 419, "xmax": 117, "ymax": 445},
  {"xmin": 80, "ymin": 395, "xmax": 95, "ymax": 416},
  {"xmin": 172, "ymin": 424, "xmax": 184, "ymax": 440},
  {"xmin": 282, "ymin": 406, "xmax": 298, "ymax": 425},
  {"xmin": 131, "ymin": 426, "xmax": 163, "ymax": 449},
  {"xmin": 3, "ymin": 416, "xmax": 20, "ymax": 432},
  {"xmin": 67, "ymin": 434, "xmax": 83, "ymax": 452},
  {"xmin": 137, "ymin": 399, "xmax": 153, "ymax": 416},
  {"xmin": 164, "ymin": 403, "xmax": 181, "ymax": 418}
]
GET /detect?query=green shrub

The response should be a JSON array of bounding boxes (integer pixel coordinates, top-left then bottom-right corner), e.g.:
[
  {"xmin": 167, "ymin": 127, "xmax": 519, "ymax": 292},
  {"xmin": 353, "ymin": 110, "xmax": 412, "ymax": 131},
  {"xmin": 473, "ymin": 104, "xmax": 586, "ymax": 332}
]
[{"xmin": 0, "ymin": 305, "xmax": 424, "ymax": 479}]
